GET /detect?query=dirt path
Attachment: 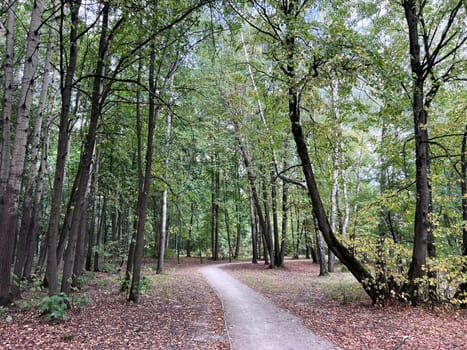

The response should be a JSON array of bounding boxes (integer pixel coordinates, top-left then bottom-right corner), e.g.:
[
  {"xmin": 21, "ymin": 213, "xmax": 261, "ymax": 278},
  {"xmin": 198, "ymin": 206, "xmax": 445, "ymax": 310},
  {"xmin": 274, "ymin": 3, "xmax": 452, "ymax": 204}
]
[{"xmin": 201, "ymin": 264, "xmax": 342, "ymax": 350}]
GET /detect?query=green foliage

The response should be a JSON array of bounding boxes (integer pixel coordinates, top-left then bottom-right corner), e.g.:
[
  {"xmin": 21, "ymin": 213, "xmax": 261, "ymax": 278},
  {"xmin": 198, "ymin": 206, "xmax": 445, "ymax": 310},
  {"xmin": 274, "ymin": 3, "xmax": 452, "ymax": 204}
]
[
  {"xmin": 39, "ymin": 293, "xmax": 70, "ymax": 321},
  {"xmin": 72, "ymin": 293, "xmax": 93, "ymax": 308},
  {"xmin": 135, "ymin": 276, "xmax": 151, "ymax": 295}
]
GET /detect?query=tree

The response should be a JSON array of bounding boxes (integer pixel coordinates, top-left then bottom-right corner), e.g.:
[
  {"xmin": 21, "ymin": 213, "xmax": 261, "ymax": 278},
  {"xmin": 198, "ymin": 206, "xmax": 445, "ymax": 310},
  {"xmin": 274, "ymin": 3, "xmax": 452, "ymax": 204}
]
[
  {"xmin": 0, "ymin": 0, "xmax": 46, "ymax": 305},
  {"xmin": 400, "ymin": 0, "xmax": 466, "ymax": 299}
]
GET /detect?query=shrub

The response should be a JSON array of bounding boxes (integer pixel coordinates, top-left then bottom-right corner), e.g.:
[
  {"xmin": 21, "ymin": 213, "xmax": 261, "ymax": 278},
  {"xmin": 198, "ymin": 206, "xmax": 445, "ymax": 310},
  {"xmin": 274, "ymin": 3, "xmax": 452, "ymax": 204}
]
[{"xmin": 39, "ymin": 293, "xmax": 70, "ymax": 321}]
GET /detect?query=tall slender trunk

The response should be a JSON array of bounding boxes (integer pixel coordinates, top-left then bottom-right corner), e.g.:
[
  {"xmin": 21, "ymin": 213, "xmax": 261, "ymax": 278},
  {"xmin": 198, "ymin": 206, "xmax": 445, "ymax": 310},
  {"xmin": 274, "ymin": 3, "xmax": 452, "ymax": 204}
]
[
  {"xmin": 455, "ymin": 124, "xmax": 467, "ymax": 301},
  {"xmin": 94, "ymin": 196, "xmax": 107, "ymax": 271},
  {"xmin": 283, "ymin": 11, "xmax": 378, "ymax": 301},
  {"xmin": 13, "ymin": 36, "xmax": 54, "ymax": 296},
  {"xmin": 46, "ymin": 0, "xmax": 82, "ymax": 297},
  {"xmin": 61, "ymin": 1, "xmax": 110, "ymax": 296},
  {"xmin": 224, "ymin": 203, "xmax": 233, "ymax": 263},
  {"xmin": 0, "ymin": 0, "xmax": 45, "ymax": 305},
  {"xmin": 0, "ymin": 0, "xmax": 16, "ymax": 183},
  {"xmin": 280, "ymin": 179, "xmax": 288, "ymax": 265},
  {"xmin": 129, "ymin": 43, "xmax": 158, "ymax": 301},
  {"xmin": 403, "ymin": 1, "xmax": 435, "ymax": 285},
  {"xmin": 23, "ymin": 113, "xmax": 53, "ymax": 280},
  {"xmin": 249, "ymin": 188, "xmax": 258, "ymax": 264},
  {"xmin": 462, "ymin": 123, "xmax": 467, "ymax": 257},
  {"xmin": 187, "ymin": 203, "xmax": 194, "ymax": 257},
  {"xmin": 157, "ymin": 113, "xmax": 172, "ymax": 274},
  {"xmin": 313, "ymin": 216, "xmax": 328, "ymax": 276},
  {"xmin": 271, "ymin": 170, "xmax": 281, "ymax": 266},
  {"xmin": 210, "ymin": 155, "xmax": 220, "ymax": 260},
  {"xmin": 261, "ymin": 174, "xmax": 274, "ymax": 267},
  {"xmin": 86, "ymin": 152, "xmax": 99, "ymax": 271}
]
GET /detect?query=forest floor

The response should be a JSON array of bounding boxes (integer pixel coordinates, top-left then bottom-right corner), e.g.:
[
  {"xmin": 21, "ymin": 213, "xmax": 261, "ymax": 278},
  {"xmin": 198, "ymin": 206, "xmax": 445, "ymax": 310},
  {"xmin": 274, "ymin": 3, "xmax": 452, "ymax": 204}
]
[
  {"xmin": 0, "ymin": 258, "xmax": 229, "ymax": 349},
  {"xmin": 1, "ymin": 258, "xmax": 466, "ymax": 349},
  {"xmin": 224, "ymin": 260, "xmax": 467, "ymax": 350}
]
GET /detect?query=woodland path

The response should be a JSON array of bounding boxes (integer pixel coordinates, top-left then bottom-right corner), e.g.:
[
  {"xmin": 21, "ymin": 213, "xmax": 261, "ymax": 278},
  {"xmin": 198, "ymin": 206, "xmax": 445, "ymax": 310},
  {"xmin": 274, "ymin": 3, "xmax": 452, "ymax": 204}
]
[{"xmin": 201, "ymin": 264, "xmax": 342, "ymax": 350}]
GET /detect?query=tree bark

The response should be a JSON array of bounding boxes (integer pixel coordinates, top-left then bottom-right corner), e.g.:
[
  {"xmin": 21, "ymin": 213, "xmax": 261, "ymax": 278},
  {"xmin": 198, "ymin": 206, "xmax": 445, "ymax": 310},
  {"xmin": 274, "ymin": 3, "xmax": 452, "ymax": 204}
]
[
  {"xmin": 0, "ymin": 0, "xmax": 16, "ymax": 185},
  {"xmin": 249, "ymin": 187, "xmax": 258, "ymax": 264},
  {"xmin": 0, "ymin": 0, "xmax": 44, "ymax": 305},
  {"xmin": 157, "ymin": 113, "xmax": 172, "ymax": 274},
  {"xmin": 234, "ymin": 121, "xmax": 273, "ymax": 266},
  {"xmin": 12, "ymin": 35, "xmax": 53, "ymax": 296},
  {"xmin": 46, "ymin": 0, "xmax": 82, "ymax": 297},
  {"xmin": 61, "ymin": 2, "xmax": 110, "ymax": 296},
  {"xmin": 313, "ymin": 216, "xmax": 328, "ymax": 276},
  {"xmin": 403, "ymin": 1, "xmax": 435, "ymax": 285}
]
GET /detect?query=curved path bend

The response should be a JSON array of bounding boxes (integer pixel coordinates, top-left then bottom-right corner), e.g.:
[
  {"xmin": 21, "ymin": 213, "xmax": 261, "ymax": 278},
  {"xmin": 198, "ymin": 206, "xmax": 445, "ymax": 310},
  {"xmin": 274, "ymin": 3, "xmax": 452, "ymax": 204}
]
[{"xmin": 201, "ymin": 264, "xmax": 342, "ymax": 350}]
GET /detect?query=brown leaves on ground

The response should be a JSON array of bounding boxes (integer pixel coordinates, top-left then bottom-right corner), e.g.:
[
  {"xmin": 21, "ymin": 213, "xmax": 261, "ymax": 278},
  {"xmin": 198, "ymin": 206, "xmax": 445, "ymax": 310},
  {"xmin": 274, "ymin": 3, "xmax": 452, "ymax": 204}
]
[
  {"xmin": 0, "ymin": 259, "xmax": 229, "ymax": 350},
  {"xmin": 225, "ymin": 260, "xmax": 467, "ymax": 350}
]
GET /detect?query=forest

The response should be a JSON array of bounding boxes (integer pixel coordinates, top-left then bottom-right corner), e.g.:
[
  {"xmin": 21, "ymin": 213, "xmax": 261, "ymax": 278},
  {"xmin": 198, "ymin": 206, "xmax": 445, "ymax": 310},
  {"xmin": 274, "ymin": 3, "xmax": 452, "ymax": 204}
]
[{"xmin": 0, "ymin": 0, "xmax": 466, "ymax": 320}]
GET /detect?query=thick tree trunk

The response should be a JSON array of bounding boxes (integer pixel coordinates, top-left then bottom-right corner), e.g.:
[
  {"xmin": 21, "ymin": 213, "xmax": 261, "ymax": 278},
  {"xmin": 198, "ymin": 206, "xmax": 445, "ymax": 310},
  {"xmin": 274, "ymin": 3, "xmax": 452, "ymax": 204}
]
[
  {"xmin": 403, "ymin": 1, "xmax": 436, "ymax": 286},
  {"xmin": 0, "ymin": 0, "xmax": 44, "ymax": 305}
]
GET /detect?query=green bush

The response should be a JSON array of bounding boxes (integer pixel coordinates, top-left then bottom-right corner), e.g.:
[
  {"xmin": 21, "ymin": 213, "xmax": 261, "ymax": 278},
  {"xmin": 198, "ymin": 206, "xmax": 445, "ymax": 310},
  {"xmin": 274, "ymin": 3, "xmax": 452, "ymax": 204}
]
[{"xmin": 39, "ymin": 293, "xmax": 70, "ymax": 321}]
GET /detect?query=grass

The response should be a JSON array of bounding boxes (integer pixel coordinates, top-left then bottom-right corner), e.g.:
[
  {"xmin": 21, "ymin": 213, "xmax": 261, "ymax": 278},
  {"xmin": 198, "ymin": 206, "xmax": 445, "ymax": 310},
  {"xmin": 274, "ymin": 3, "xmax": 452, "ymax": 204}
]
[{"xmin": 310, "ymin": 272, "xmax": 367, "ymax": 304}]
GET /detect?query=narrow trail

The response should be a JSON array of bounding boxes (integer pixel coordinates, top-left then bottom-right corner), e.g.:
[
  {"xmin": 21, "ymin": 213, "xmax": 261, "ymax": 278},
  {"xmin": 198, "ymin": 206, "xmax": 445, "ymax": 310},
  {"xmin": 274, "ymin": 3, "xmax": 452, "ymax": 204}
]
[{"xmin": 201, "ymin": 264, "xmax": 342, "ymax": 350}]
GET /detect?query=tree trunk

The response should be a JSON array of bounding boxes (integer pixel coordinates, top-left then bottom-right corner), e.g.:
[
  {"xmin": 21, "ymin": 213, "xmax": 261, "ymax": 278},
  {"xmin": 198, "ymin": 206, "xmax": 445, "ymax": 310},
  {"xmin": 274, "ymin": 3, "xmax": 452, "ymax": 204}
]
[
  {"xmin": 12, "ymin": 35, "xmax": 53, "ymax": 296},
  {"xmin": 86, "ymin": 153, "xmax": 100, "ymax": 271},
  {"xmin": 403, "ymin": 1, "xmax": 436, "ymax": 288},
  {"xmin": 280, "ymin": 179, "xmax": 288, "ymax": 265},
  {"xmin": 462, "ymin": 123, "xmax": 467, "ymax": 257},
  {"xmin": 23, "ymin": 114, "xmax": 52, "ymax": 280},
  {"xmin": 61, "ymin": 2, "xmax": 110, "ymax": 296},
  {"xmin": 261, "ymin": 174, "xmax": 274, "ymax": 267},
  {"xmin": 187, "ymin": 203, "xmax": 194, "ymax": 257},
  {"xmin": 0, "ymin": 0, "xmax": 45, "ymax": 305},
  {"xmin": 313, "ymin": 216, "xmax": 328, "ymax": 276},
  {"xmin": 0, "ymin": 0, "xmax": 16, "ymax": 183},
  {"xmin": 249, "ymin": 188, "xmax": 258, "ymax": 264},
  {"xmin": 271, "ymin": 170, "xmax": 281, "ymax": 267},
  {"xmin": 210, "ymin": 155, "xmax": 220, "ymax": 260},
  {"xmin": 94, "ymin": 197, "xmax": 107, "ymax": 272},
  {"xmin": 157, "ymin": 113, "xmax": 172, "ymax": 274},
  {"xmin": 224, "ymin": 204, "xmax": 233, "ymax": 263},
  {"xmin": 46, "ymin": 0, "xmax": 82, "ymax": 298},
  {"xmin": 455, "ymin": 123, "xmax": 467, "ymax": 302}
]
